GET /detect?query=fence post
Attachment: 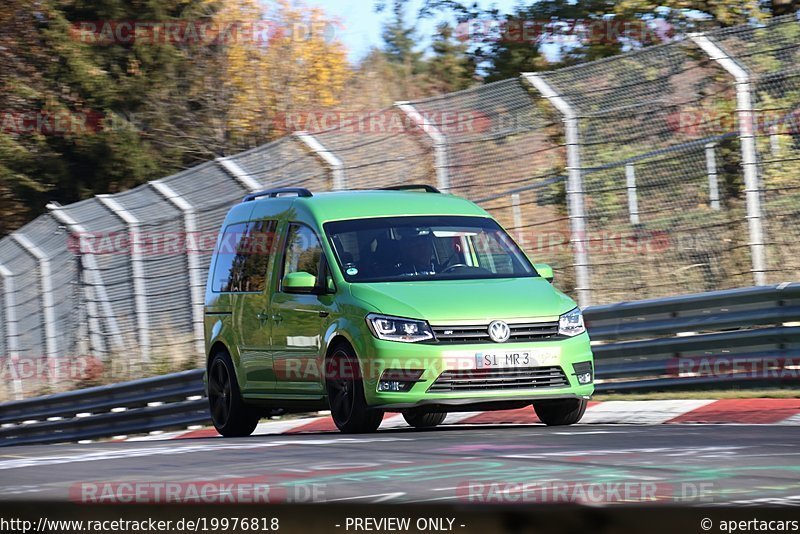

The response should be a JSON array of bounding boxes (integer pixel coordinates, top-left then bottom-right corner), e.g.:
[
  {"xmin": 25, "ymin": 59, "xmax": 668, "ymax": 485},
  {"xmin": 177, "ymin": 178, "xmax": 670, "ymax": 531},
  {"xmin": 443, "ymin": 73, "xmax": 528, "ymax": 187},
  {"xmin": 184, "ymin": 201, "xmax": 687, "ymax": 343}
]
[
  {"xmin": 625, "ymin": 164, "xmax": 640, "ymax": 225},
  {"xmin": 151, "ymin": 181, "xmax": 205, "ymax": 359},
  {"xmin": 523, "ymin": 73, "xmax": 592, "ymax": 307},
  {"xmin": 705, "ymin": 142, "xmax": 721, "ymax": 210},
  {"xmin": 0, "ymin": 263, "xmax": 23, "ymax": 399},
  {"xmin": 46, "ymin": 202, "xmax": 121, "ymax": 356},
  {"xmin": 293, "ymin": 131, "xmax": 347, "ymax": 190},
  {"xmin": 216, "ymin": 157, "xmax": 262, "ymax": 192},
  {"xmin": 97, "ymin": 195, "xmax": 151, "ymax": 362},
  {"xmin": 691, "ymin": 34, "xmax": 767, "ymax": 286},
  {"xmin": 395, "ymin": 102, "xmax": 450, "ymax": 192},
  {"xmin": 10, "ymin": 234, "xmax": 58, "ymax": 387},
  {"xmin": 769, "ymin": 124, "xmax": 779, "ymax": 156}
]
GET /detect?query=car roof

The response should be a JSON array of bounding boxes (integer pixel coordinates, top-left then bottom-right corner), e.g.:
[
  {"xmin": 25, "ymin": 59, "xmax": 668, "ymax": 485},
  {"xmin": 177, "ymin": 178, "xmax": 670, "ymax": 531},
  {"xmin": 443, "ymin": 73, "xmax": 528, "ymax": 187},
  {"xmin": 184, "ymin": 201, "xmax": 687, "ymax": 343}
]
[{"xmin": 292, "ymin": 190, "xmax": 490, "ymax": 223}]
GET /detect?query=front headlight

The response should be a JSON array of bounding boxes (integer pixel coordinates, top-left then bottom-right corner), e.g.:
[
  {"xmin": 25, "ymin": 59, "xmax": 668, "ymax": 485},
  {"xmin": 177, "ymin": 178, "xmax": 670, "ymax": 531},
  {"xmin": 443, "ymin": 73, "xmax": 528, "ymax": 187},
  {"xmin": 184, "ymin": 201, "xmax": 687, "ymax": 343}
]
[
  {"xmin": 366, "ymin": 313, "xmax": 434, "ymax": 343},
  {"xmin": 559, "ymin": 307, "xmax": 586, "ymax": 337}
]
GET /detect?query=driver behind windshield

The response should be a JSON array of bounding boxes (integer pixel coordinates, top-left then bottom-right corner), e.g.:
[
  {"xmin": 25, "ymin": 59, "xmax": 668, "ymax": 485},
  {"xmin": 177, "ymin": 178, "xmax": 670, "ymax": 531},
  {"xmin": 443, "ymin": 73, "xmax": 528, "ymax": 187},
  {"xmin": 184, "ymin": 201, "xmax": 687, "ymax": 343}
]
[{"xmin": 395, "ymin": 233, "xmax": 437, "ymax": 276}]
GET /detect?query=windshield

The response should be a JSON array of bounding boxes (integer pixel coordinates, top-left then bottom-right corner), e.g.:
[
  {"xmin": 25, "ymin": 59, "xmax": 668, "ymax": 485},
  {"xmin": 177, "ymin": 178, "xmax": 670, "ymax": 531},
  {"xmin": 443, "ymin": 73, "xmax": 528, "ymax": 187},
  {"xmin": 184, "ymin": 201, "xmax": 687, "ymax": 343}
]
[{"xmin": 324, "ymin": 215, "xmax": 537, "ymax": 283}]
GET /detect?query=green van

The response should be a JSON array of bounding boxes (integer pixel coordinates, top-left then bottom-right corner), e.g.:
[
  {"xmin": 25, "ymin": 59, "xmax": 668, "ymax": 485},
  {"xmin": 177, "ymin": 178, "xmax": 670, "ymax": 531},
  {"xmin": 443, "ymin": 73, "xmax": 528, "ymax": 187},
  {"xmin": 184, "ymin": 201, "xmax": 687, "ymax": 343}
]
[{"xmin": 204, "ymin": 186, "xmax": 594, "ymax": 435}]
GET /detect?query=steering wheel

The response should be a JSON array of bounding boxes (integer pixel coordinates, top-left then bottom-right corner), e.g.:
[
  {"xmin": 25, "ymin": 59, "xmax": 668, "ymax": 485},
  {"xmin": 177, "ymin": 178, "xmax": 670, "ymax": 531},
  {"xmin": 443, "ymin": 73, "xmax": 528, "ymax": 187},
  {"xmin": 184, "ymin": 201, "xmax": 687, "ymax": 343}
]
[{"xmin": 441, "ymin": 263, "xmax": 470, "ymax": 273}]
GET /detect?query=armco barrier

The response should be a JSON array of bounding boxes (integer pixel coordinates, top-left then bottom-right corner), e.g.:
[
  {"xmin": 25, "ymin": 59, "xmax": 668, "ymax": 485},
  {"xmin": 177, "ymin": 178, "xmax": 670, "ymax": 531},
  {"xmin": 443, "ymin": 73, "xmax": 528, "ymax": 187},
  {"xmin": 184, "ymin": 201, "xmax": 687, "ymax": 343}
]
[{"xmin": 1, "ymin": 284, "xmax": 798, "ymax": 446}]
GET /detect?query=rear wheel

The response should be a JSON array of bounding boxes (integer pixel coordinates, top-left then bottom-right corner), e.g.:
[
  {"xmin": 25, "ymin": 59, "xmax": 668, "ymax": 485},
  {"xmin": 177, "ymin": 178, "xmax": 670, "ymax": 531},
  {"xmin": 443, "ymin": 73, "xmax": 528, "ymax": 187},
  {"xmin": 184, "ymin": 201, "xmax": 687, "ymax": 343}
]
[
  {"xmin": 533, "ymin": 398, "xmax": 588, "ymax": 426},
  {"xmin": 403, "ymin": 410, "xmax": 447, "ymax": 429},
  {"xmin": 325, "ymin": 344, "xmax": 383, "ymax": 433},
  {"xmin": 208, "ymin": 351, "xmax": 260, "ymax": 437}
]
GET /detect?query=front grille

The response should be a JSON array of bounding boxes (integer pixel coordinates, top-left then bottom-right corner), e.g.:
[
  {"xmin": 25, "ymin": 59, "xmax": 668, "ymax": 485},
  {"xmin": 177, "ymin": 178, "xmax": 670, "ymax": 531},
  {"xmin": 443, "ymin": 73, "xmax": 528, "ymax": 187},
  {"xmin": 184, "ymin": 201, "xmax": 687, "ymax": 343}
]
[
  {"xmin": 430, "ymin": 321, "xmax": 560, "ymax": 344},
  {"xmin": 428, "ymin": 366, "xmax": 569, "ymax": 392}
]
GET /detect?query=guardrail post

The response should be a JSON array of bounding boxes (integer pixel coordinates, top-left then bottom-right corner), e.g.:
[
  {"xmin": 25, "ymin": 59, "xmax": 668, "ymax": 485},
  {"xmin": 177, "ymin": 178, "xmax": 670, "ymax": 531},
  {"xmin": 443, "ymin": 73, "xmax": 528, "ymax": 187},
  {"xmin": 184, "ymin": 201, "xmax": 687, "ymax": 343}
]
[
  {"xmin": 151, "ymin": 181, "xmax": 205, "ymax": 359},
  {"xmin": 0, "ymin": 263, "xmax": 23, "ymax": 400},
  {"xmin": 97, "ymin": 195, "xmax": 151, "ymax": 362},
  {"xmin": 625, "ymin": 164, "xmax": 640, "ymax": 225},
  {"xmin": 10, "ymin": 234, "xmax": 58, "ymax": 387},
  {"xmin": 511, "ymin": 192, "xmax": 525, "ymax": 246},
  {"xmin": 216, "ymin": 157, "xmax": 262, "ymax": 192},
  {"xmin": 47, "ymin": 202, "xmax": 122, "ymax": 356},
  {"xmin": 691, "ymin": 34, "xmax": 767, "ymax": 286},
  {"xmin": 705, "ymin": 142, "xmax": 721, "ymax": 210},
  {"xmin": 293, "ymin": 131, "xmax": 347, "ymax": 190},
  {"xmin": 395, "ymin": 102, "xmax": 450, "ymax": 192},
  {"xmin": 523, "ymin": 73, "xmax": 592, "ymax": 307}
]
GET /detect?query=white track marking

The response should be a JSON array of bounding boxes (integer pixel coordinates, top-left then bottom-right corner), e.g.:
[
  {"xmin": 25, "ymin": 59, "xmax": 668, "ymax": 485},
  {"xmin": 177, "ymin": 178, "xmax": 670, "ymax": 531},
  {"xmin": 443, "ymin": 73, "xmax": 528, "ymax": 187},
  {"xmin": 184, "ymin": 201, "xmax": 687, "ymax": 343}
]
[
  {"xmin": 326, "ymin": 492, "xmax": 406, "ymax": 503},
  {"xmin": 580, "ymin": 400, "xmax": 716, "ymax": 424},
  {"xmin": 0, "ymin": 437, "xmax": 411, "ymax": 471},
  {"xmin": 377, "ymin": 414, "xmax": 409, "ymax": 429},
  {"xmin": 119, "ymin": 400, "xmax": 800, "ymax": 443},
  {"xmin": 442, "ymin": 412, "xmax": 485, "ymax": 425},
  {"xmin": 252, "ymin": 418, "xmax": 323, "ymax": 435},
  {"xmin": 126, "ymin": 431, "xmax": 193, "ymax": 442},
  {"xmin": 502, "ymin": 445, "xmax": 746, "ymax": 459},
  {"xmin": 778, "ymin": 413, "xmax": 800, "ymax": 425}
]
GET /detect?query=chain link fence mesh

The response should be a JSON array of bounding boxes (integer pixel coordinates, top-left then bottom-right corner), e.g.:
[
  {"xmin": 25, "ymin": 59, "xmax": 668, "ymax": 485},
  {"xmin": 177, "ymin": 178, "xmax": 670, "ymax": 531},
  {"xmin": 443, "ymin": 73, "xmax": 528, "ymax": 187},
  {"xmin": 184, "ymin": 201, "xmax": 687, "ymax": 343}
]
[
  {"xmin": 711, "ymin": 15, "xmax": 800, "ymax": 284},
  {"xmin": 1, "ymin": 15, "xmax": 798, "ymax": 398},
  {"xmin": 542, "ymin": 38, "xmax": 753, "ymax": 303}
]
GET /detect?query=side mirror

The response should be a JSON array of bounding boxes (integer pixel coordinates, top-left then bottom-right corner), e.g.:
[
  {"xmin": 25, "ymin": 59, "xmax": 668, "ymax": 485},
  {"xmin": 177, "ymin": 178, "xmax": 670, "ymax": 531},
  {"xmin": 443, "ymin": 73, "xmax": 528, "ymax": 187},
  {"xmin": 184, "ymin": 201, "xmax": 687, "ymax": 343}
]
[
  {"xmin": 283, "ymin": 271, "xmax": 317, "ymax": 293},
  {"xmin": 534, "ymin": 263, "xmax": 554, "ymax": 283}
]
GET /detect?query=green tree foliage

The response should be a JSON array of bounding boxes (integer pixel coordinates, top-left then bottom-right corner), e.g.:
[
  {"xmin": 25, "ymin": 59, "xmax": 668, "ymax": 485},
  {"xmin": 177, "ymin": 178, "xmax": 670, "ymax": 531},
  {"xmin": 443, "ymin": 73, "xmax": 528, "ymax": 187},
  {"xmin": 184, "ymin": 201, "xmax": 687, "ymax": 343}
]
[
  {"xmin": 0, "ymin": 0, "xmax": 350, "ymax": 236},
  {"xmin": 425, "ymin": 22, "xmax": 476, "ymax": 92},
  {"xmin": 0, "ymin": 0, "xmax": 211, "ymax": 235}
]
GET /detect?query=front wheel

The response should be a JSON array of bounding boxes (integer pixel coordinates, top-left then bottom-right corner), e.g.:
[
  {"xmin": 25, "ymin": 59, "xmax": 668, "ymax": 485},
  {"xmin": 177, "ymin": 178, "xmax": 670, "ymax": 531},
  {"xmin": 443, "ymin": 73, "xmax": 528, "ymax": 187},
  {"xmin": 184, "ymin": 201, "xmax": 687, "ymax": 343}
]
[
  {"xmin": 403, "ymin": 410, "xmax": 447, "ymax": 428},
  {"xmin": 208, "ymin": 351, "xmax": 260, "ymax": 437},
  {"xmin": 533, "ymin": 398, "xmax": 588, "ymax": 426},
  {"xmin": 325, "ymin": 344, "xmax": 383, "ymax": 433}
]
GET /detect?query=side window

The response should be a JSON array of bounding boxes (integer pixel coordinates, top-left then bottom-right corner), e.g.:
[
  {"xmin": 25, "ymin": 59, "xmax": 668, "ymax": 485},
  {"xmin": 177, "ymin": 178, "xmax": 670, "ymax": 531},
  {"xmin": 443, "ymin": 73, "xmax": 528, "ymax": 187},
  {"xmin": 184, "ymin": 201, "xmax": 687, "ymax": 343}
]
[
  {"xmin": 212, "ymin": 223, "xmax": 248, "ymax": 292},
  {"xmin": 212, "ymin": 220, "xmax": 278, "ymax": 292},
  {"xmin": 282, "ymin": 223, "xmax": 323, "ymax": 286}
]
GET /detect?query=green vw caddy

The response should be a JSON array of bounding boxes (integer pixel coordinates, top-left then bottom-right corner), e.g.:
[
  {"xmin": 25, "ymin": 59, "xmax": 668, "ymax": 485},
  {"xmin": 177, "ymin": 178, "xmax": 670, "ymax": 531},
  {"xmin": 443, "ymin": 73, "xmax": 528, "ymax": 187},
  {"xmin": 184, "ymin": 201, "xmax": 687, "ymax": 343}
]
[{"xmin": 204, "ymin": 185, "xmax": 594, "ymax": 435}]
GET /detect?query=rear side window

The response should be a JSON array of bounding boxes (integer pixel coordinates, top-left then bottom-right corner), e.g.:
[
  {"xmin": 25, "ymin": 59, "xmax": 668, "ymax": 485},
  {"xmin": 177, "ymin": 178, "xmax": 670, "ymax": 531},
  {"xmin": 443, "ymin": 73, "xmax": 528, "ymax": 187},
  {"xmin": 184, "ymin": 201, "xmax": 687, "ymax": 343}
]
[
  {"xmin": 212, "ymin": 220, "xmax": 278, "ymax": 292},
  {"xmin": 282, "ymin": 223, "xmax": 323, "ymax": 281}
]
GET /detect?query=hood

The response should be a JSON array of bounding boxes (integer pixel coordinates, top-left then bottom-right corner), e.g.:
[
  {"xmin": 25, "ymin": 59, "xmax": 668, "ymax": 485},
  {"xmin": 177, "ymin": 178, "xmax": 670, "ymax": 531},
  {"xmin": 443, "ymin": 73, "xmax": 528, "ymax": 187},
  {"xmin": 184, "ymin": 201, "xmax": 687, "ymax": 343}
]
[{"xmin": 349, "ymin": 277, "xmax": 576, "ymax": 323}]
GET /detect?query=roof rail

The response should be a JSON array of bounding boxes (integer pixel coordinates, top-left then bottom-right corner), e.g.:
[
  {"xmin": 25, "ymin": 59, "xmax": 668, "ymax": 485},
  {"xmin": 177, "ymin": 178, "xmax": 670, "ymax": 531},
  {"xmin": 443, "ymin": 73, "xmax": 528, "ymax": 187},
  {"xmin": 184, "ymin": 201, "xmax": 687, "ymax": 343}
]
[
  {"xmin": 242, "ymin": 187, "xmax": 313, "ymax": 202},
  {"xmin": 381, "ymin": 184, "xmax": 440, "ymax": 193}
]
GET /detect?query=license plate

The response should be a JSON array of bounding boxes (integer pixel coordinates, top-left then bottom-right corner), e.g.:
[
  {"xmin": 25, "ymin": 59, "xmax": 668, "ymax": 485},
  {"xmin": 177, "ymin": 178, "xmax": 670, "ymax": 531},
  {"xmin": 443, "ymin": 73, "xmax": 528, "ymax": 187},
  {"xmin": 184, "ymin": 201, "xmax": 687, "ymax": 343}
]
[{"xmin": 476, "ymin": 347, "xmax": 560, "ymax": 369}]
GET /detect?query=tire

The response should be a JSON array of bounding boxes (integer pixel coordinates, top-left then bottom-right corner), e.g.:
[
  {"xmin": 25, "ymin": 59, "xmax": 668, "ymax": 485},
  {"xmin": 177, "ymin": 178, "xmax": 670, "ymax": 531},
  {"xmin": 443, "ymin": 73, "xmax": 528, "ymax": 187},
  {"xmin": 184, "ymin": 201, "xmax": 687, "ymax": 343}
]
[
  {"xmin": 325, "ymin": 343, "xmax": 383, "ymax": 433},
  {"xmin": 403, "ymin": 410, "xmax": 447, "ymax": 429},
  {"xmin": 533, "ymin": 398, "xmax": 588, "ymax": 426},
  {"xmin": 208, "ymin": 351, "xmax": 260, "ymax": 437}
]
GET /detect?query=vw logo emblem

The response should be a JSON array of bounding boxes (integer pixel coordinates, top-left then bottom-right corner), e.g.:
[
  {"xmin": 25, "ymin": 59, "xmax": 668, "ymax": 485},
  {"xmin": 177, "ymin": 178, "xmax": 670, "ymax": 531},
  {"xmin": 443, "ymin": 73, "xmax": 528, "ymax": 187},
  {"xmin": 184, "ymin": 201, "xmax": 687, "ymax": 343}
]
[{"xmin": 488, "ymin": 320, "xmax": 510, "ymax": 343}]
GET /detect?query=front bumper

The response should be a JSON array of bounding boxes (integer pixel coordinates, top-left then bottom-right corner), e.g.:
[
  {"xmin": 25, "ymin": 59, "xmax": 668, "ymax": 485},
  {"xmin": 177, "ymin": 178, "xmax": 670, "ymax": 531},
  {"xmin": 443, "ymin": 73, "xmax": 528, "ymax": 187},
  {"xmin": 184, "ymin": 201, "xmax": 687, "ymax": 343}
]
[{"xmin": 360, "ymin": 332, "xmax": 594, "ymax": 409}]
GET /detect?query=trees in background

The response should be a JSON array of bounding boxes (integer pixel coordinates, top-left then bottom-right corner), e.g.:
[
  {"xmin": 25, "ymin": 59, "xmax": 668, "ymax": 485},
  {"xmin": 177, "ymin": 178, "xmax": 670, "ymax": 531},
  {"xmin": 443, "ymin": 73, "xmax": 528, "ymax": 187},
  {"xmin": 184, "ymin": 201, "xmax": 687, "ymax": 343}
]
[
  {"xmin": 0, "ymin": 0, "xmax": 348, "ymax": 235},
  {"xmin": 2, "ymin": 0, "xmax": 798, "ymax": 236}
]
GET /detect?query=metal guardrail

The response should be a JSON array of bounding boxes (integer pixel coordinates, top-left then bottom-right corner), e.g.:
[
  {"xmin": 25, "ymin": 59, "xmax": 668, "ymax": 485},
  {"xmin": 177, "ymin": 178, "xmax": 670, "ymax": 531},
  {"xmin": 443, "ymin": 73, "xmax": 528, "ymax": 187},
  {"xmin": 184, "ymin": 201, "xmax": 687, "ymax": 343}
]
[
  {"xmin": 0, "ymin": 369, "xmax": 207, "ymax": 447},
  {"xmin": 1, "ymin": 284, "xmax": 798, "ymax": 446},
  {"xmin": 586, "ymin": 283, "xmax": 800, "ymax": 392}
]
